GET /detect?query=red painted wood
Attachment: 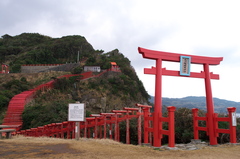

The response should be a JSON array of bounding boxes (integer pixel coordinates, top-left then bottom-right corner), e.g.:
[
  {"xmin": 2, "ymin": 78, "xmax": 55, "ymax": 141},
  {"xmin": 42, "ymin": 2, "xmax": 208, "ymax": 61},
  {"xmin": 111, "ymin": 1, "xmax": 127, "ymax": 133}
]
[
  {"xmin": 138, "ymin": 47, "xmax": 223, "ymax": 65},
  {"xmin": 139, "ymin": 46, "xmax": 223, "ymax": 146}
]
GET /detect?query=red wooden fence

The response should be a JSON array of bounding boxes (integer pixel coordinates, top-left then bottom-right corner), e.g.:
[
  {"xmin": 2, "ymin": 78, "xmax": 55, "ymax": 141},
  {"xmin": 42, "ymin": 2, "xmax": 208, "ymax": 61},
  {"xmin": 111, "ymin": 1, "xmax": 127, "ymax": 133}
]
[
  {"xmin": 14, "ymin": 103, "xmax": 177, "ymax": 147},
  {"xmin": 192, "ymin": 107, "xmax": 237, "ymax": 144}
]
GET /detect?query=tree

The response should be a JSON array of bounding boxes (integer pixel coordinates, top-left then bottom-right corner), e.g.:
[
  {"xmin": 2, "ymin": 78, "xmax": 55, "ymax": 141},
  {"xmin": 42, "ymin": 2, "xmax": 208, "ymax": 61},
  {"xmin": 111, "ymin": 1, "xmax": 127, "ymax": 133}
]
[{"xmin": 1, "ymin": 34, "xmax": 13, "ymax": 39}]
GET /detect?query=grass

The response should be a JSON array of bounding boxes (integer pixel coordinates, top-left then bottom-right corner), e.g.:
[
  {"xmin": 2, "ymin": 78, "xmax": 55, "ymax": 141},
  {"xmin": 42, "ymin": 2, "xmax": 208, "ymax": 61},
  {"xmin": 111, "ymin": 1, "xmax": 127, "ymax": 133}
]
[{"xmin": 1, "ymin": 136, "xmax": 240, "ymax": 159}]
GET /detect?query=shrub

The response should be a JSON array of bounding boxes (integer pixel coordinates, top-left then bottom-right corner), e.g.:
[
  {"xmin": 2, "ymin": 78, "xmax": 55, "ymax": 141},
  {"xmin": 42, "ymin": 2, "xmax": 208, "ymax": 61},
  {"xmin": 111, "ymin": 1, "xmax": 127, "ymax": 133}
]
[
  {"xmin": 0, "ymin": 95, "xmax": 9, "ymax": 109},
  {"xmin": 22, "ymin": 100, "xmax": 73, "ymax": 129},
  {"xmin": 71, "ymin": 66, "xmax": 83, "ymax": 74},
  {"xmin": 53, "ymin": 78, "xmax": 71, "ymax": 91},
  {"xmin": 2, "ymin": 79, "xmax": 31, "ymax": 94}
]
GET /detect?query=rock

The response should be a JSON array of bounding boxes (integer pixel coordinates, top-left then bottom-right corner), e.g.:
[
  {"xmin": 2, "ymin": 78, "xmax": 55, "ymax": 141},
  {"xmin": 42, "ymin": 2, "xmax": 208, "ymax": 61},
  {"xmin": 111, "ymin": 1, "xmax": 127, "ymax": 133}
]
[
  {"xmin": 165, "ymin": 147, "xmax": 179, "ymax": 150},
  {"xmin": 151, "ymin": 142, "xmax": 209, "ymax": 151},
  {"xmin": 191, "ymin": 139, "xmax": 201, "ymax": 144},
  {"xmin": 187, "ymin": 147, "xmax": 198, "ymax": 150}
]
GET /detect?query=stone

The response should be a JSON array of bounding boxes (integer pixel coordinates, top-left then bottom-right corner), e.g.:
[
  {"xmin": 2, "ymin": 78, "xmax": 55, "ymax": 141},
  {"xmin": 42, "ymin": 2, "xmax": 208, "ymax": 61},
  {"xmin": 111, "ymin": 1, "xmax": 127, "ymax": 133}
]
[
  {"xmin": 165, "ymin": 147, "xmax": 179, "ymax": 150},
  {"xmin": 191, "ymin": 139, "xmax": 202, "ymax": 144},
  {"xmin": 149, "ymin": 141, "xmax": 209, "ymax": 151}
]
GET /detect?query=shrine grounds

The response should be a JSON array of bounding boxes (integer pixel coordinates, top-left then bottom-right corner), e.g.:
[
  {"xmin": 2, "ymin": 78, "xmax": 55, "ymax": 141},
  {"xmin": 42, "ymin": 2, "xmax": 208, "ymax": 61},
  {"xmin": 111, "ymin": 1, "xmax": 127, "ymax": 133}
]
[{"xmin": 1, "ymin": 136, "xmax": 240, "ymax": 159}]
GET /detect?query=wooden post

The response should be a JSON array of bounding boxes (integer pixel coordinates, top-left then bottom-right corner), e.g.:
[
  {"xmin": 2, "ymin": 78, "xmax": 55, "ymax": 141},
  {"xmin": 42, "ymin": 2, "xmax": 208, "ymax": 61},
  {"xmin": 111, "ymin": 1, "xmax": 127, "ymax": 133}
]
[
  {"xmin": 167, "ymin": 106, "xmax": 176, "ymax": 147},
  {"xmin": 143, "ymin": 108, "xmax": 150, "ymax": 144},
  {"xmin": 153, "ymin": 58, "xmax": 163, "ymax": 147},
  {"xmin": 204, "ymin": 64, "xmax": 217, "ymax": 145},
  {"xmin": 103, "ymin": 115, "xmax": 107, "ymax": 139},
  {"xmin": 227, "ymin": 107, "xmax": 237, "ymax": 143},
  {"xmin": 75, "ymin": 122, "xmax": 80, "ymax": 140},
  {"xmin": 138, "ymin": 107, "xmax": 142, "ymax": 145},
  {"xmin": 94, "ymin": 117, "xmax": 98, "ymax": 139},
  {"xmin": 192, "ymin": 108, "xmax": 199, "ymax": 140},
  {"xmin": 109, "ymin": 122, "xmax": 112, "ymax": 139},
  {"xmin": 126, "ymin": 111, "xmax": 130, "ymax": 144},
  {"xmin": 84, "ymin": 120, "xmax": 87, "ymax": 138}
]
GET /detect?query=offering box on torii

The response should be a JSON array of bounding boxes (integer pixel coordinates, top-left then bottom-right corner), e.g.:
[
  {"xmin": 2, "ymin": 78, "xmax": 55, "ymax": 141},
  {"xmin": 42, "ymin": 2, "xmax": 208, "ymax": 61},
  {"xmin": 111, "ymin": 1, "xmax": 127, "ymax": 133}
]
[{"xmin": 138, "ymin": 47, "xmax": 223, "ymax": 147}]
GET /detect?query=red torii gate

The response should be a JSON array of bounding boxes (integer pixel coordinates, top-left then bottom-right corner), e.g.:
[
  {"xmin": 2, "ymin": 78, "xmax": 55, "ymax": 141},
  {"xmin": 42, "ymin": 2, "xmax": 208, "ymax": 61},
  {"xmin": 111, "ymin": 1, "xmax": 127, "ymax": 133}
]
[{"xmin": 138, "ymin": 47, "xmax": 223, "ymax": 147}]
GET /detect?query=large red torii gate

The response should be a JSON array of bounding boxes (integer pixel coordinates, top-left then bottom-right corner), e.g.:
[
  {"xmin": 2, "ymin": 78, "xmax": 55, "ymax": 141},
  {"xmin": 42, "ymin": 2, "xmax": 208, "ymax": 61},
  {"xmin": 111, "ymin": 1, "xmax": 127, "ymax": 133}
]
[{"xmin": 138, "ymin": 47, "xmax": 223, "ymax": 147}]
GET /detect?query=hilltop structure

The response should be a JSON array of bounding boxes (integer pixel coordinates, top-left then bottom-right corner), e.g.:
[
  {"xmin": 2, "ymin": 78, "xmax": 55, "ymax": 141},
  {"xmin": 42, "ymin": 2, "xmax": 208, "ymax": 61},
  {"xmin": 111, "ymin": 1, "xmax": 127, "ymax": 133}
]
[
  {"xmin": 21, "ymin": 62, "xmax": 121, "ymax": 73},
  {"xmin": 21, "ymin": 63, "xmax": 79, "ymax": 73},
  {"xmin": 0, "ymin": 64, "xmax": 9, "ymax": 74}
]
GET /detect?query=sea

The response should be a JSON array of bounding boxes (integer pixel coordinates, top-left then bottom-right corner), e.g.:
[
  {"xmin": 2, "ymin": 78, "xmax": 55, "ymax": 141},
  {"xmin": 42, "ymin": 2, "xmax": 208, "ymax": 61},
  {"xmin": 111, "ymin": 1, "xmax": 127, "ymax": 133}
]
[{"xmin": 236, "ymin": 113, "xmax": 240, "ymax": 118}]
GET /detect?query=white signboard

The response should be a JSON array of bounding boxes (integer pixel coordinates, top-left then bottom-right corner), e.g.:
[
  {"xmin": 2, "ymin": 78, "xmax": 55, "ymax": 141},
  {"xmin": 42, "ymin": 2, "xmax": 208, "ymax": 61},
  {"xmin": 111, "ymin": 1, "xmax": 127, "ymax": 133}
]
[
  {"xmin": 68, "ymin": 103, "xmax": 85, "ymax": 121},
  {"xmin": 232, "ymin": 112, "xmax": 237, "ymax": 126}
]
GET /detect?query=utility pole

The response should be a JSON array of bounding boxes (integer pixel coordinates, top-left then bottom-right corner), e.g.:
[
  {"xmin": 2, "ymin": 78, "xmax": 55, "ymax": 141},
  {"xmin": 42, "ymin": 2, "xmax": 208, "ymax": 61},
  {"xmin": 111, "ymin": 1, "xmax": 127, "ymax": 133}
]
[{"xmin": 77, "ymin": 51, "xmax": 79, "ymax": 63}]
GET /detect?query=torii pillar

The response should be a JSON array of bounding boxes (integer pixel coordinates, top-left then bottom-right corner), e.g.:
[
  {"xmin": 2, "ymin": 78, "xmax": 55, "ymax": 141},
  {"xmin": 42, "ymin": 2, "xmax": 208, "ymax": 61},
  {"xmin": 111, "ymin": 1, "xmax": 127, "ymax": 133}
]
[{"xmin": 138, "ymin": 47, "xmax": 223, "ymax": 147}]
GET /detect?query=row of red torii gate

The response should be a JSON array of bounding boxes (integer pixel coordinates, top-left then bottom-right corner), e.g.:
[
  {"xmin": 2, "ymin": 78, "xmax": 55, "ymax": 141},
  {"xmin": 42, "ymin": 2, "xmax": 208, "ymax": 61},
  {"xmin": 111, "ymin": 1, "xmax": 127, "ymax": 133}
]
[
  {"xmin": 15, "ymin": 47, "xmax": 237, "ymax": 147},
  {"xmin": 16, "ymin": 103, "xmax": 237, "ymax": 147}
]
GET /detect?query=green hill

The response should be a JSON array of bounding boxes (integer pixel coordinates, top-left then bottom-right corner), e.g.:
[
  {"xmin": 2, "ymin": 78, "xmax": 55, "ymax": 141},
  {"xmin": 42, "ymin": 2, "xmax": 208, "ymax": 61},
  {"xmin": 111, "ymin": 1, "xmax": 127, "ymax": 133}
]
[
  {"xmin": 0, "ymin": 33, "xmax": 150, "ymax": 128},
  {"xmin": 0, "ymin": 33, "xmax": 97, "ymax": 72}
]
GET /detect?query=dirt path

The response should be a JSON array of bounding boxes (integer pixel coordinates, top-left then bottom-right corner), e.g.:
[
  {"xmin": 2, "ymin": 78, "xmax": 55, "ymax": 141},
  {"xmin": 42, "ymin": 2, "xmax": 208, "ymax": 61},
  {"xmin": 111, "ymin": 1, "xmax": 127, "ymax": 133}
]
[{"xmin": 1, "ymin": 136, "xmax": 240, "ymax": 159}]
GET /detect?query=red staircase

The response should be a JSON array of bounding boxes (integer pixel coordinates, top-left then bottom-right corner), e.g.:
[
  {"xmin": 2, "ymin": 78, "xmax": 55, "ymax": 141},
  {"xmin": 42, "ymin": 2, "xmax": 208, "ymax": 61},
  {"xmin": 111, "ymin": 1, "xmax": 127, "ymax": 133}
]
[
  {"xmin": 1, "ymin": 71, "xmax": 117, "ymax": 130},
  {"xmin": 2, "ymin": 90, "xmax": 34, "ymax": 130}
]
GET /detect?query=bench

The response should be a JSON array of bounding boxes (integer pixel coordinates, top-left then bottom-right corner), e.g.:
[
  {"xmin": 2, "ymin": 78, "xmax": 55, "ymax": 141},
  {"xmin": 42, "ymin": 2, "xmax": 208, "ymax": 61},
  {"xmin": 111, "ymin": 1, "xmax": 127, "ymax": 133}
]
[
  {"xmin": 0, "ymin": 129, "xmax": 16, "ymax": 139},
  {"xmin": 0, "ymin": 125, "xmax": 19, "ymax": 139}
]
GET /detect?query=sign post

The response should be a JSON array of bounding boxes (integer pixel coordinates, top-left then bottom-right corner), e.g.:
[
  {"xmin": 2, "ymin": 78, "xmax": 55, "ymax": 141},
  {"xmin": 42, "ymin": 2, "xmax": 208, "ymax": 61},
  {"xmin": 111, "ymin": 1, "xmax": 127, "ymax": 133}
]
[
  {"xmin": 68, "ymin": 102, "xmax": 86, "ymax": 140},
  {"xmin": 227, "ymin": 107, "xmax": 237, "ymax": 143},
  {"xmin": 232, "ymin": 112, "xmax": 237, "ymax": 126}
]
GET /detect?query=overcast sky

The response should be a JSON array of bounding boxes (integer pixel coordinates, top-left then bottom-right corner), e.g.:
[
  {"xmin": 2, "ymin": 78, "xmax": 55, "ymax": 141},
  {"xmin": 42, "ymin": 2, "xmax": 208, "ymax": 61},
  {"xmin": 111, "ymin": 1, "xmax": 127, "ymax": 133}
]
[{"xmin": 1, "ymin": 0, "xmax": 240, "ymax": 103}]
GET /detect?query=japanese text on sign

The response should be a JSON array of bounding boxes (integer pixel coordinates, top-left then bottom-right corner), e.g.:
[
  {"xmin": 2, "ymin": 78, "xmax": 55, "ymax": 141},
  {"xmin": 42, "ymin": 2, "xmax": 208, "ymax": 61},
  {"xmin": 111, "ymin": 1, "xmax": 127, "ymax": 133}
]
[
  {"xmin": 180, "ymin": 56, "xmax": 191, "ymax": 76},
  {"xmin": 68, "ymin": 103, "xmax": 85, "ymax": 121},
  {"xmin": 232, "ymin": 112, "xmax": 237, "ymax": 126}
]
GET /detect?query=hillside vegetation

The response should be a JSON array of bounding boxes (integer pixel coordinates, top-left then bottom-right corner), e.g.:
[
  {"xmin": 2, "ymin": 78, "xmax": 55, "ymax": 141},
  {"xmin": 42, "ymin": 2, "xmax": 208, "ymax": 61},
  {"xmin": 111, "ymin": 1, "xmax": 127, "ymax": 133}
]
[
  {"xmin": 0, "ymin": 33, "xmax": 149, "ymax": 128},
  {"xmin": 0, "ymin": 33, "xmax": 96, "ymax": 72}
]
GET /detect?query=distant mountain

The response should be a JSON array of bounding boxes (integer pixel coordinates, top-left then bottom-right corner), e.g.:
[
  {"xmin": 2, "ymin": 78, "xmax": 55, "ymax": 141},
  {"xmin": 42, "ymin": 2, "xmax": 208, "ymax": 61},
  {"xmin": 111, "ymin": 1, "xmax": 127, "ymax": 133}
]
[{"xmin": 149, "ymin": 96, "xmax": 240, "ymax": 113}]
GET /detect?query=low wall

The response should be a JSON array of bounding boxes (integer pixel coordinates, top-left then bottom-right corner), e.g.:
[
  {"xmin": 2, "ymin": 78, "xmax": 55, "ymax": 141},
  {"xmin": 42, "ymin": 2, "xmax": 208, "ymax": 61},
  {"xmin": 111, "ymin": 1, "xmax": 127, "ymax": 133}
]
[{"xmin": 21, "ymin": 63, "xmax": 79, "ymax": 73}]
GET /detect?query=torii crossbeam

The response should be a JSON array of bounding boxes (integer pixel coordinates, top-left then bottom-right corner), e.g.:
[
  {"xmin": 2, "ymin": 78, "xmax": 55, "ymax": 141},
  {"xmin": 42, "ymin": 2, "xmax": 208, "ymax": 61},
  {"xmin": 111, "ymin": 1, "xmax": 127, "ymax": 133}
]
[{"xmin": 138, "ymin": 47, "xmax": 223, "ymax": 147}]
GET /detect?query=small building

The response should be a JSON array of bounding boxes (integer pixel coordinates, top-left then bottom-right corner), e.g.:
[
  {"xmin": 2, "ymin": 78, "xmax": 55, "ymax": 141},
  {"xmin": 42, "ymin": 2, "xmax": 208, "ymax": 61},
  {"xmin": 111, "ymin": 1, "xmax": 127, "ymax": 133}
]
[
  {"xmin": 83, "ymin": 66, "xmax": 101, "ymax": 72},
  {"xmin": 0, "ymin": 64, "xmax": 9, "ymax": 74},
  {"xmin": 110, "ymin": 62, "xmax": 121, "ymax": 72}
]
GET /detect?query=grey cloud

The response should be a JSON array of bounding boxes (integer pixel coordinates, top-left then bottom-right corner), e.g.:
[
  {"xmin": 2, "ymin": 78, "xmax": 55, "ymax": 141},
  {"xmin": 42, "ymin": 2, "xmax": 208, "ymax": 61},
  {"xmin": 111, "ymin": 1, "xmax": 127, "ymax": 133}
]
[
  {"xmin": 2, "ymin": 0, "xmax": 240, "ymax": 103},
  {"xmin": 193, "ymin": 46, "xmax": 239, "ymax": 66}
]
